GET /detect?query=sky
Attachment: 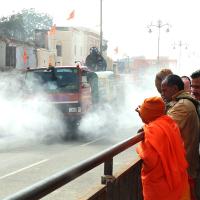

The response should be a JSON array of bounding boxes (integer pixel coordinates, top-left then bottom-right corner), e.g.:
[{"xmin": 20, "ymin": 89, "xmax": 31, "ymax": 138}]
[{"xmin": 0, "ymin": 0, "xmax": 199, "ymax": 74}]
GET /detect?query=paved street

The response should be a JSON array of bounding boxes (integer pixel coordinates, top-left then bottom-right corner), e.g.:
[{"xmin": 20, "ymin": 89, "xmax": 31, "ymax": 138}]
[{"xmin": 0, "ymin": 126, "xmax": 140, "ymax": 200}]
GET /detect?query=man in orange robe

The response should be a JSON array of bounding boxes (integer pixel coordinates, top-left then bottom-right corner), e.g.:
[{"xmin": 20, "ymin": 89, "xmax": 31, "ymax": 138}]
[{"xmin": 136, "ymin": 96, "xmax": 190, "ymax": 200}]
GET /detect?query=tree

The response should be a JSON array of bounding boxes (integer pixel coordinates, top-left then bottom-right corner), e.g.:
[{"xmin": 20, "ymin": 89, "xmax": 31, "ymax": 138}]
[
  {"xmin": 21, "ymin": 8, "xmax": 53, "ymax": 41},
  {"xmin": 0, "ymin": 8, "xmax": 53, "ymax": 42},
  {"xmin": 0, "ymin": 13, "xmax": 25, "ymax": 40}
]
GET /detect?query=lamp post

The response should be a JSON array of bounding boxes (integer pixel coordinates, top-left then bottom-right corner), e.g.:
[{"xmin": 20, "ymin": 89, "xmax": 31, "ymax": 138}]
[
  {"xmin": 100, "ymin": 0, "xmax": 103, "ymax": 55},
  {"xmin": 147, "ymin": 20, "xmax": 170, "ymax": 65},
  {"xmin": 173, "ymin": 40, "xmax": 188, "ymax": 72}
]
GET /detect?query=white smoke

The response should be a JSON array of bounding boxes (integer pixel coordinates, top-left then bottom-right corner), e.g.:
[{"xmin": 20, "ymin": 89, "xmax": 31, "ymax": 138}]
[
  {"xmin": 79, "ymin": 68, "xmax": 159, "ymax": 138},
  {"xmin": 0, "ymin": 71, "xmax": 66, "ymax": 150},
  {"xmin": 0, "ymin": 66, "xmax": 170, "ymax": 148}
]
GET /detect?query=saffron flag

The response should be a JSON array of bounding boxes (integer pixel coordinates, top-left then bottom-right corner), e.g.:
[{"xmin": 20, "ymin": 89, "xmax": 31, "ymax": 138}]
[
  {"xmin": 48, "ymin": 24, "xmax": 56, "ymax": 35},
  {"xmin": 23, "ymin": 48, "xmax": 27, "ymax": 64},
  {"xmin": 67, "ymin": 10, "xmax": 75, "ymax": 20}
]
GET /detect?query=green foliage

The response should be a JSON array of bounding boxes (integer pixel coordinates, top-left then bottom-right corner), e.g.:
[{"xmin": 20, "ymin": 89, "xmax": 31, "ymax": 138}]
[{"xmin": 0, "ymin": 8, "xmax": 53, "ymax": 42}]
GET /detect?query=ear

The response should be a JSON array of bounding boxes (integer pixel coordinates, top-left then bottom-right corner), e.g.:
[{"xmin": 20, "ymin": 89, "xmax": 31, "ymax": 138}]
[{"xmin": 173, "ymin": 85, "xmax": 179, "ymax": 92}]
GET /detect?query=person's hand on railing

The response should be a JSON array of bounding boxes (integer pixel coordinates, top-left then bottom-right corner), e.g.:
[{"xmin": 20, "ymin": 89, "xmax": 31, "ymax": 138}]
[{"xmin": 137, "ymin": 127, "xmax": 144, "ymax": 134}]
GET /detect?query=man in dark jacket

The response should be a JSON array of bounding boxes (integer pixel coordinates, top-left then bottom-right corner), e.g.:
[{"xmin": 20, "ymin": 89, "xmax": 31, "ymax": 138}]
[
  {"xmin": 190, "ymin": 69, "xmax": 200, "ymax": 199},
  {"xmin": 85, "ymin": 47, "xmax": 107, "ymax": 71},
  {"xmin": 191, "ymin": 70, "xmax": 200, "ymax": 101}
]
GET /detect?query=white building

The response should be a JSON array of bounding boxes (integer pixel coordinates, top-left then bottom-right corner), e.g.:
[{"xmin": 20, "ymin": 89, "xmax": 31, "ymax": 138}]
[
  {"xmin": 35, "ymin": 26, "xmax": 108, "ymax": 67},
  {"xmin": 0, "ymin": 37, "xmax": 36, "ymax": 71}
]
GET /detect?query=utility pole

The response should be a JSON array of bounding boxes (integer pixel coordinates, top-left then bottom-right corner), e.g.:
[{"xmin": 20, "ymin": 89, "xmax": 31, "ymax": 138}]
[{"xmin": 100, "ymin": 0, "xmax": 103, "ymax": 55}]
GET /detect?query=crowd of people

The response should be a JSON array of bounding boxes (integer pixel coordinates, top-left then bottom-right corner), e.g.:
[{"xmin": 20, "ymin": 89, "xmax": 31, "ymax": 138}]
[{"xmin": 136, "ymin": 69, "xmax": 200, "ymax": 200}]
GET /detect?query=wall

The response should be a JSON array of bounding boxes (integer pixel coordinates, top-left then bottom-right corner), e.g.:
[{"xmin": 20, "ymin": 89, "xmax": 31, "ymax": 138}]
[
  {"xmin": 37, "ymin": 48, "xmax": 52, "ymax": 68},
  {"xmin": 47, "ymin": 27, "xmax": 105, "ymax": 66},
  {"xmin": 16, "ymin": 46, "xmax": 36, "ymax": 69}
]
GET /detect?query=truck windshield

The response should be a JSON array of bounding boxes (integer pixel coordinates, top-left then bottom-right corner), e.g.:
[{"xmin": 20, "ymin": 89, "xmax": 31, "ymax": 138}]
[{"xmin": 25, "ymin": 68, "xmax": 79, "ymax": 93}]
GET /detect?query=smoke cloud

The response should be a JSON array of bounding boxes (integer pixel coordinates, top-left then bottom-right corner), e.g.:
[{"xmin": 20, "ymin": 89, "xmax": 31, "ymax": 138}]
[
  {"xmin": 0, "ymin": 71, "xmax": 66, "ymax": 150},
  {"xmin": 1, "ymin": 65, "xmax": 184, "ymax": 148},
  {"xmin": 79, "ymin": 67, "xmax": 159, "ymax": 139}
]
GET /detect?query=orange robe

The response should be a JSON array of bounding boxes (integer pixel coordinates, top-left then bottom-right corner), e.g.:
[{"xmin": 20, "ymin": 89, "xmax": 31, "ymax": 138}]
[{"xmin": 137, "ymin": 115, "xmax": 190, "ymax": 200}]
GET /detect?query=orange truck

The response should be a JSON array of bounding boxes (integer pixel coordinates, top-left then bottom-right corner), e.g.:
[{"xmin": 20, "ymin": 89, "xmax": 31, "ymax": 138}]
[{"xmin": 23, "ymin": 63, "xmax": 117, "ymax": 135}]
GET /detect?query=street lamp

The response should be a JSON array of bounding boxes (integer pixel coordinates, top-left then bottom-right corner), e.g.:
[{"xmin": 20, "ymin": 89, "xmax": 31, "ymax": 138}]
[
  {"xmin": 123, "ymin": 55, "xmax": 130, "ymax": 73},
  {"xmin": 173, "ymin": 40, "xmax": 188, "ymax": 72},
  {"xmin": 147, "ymin": 20, "xmax": 170, "ymax": 65},
  {"xmin": 100, "ymin": 0, "xmax": 103, "ymax": 55}
]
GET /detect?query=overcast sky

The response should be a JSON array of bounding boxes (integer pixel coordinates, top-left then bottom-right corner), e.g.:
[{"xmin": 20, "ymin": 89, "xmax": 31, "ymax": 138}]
[{"xmin": 0, "ymin": 0, "xmax": 199, "ymax": 74}]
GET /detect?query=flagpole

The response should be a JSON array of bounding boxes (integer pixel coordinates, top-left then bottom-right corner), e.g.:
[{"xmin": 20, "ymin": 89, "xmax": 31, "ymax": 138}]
[{"xmin": 100, "ymin": 0, "xmax": 103, "ymax": 55}]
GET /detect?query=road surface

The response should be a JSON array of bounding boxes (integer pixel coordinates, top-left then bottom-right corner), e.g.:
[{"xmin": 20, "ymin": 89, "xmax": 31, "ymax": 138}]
[{"xmin": 0, "ymin": 126, "xmax": 140, "ymax": 199}]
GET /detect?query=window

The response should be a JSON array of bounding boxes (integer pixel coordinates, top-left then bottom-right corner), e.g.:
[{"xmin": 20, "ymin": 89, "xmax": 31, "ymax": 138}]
[
  {"xmin": 56, "ymin": 45, "xmax": 62, "ymax": 56},
  {"xmin": 26, "ymin": 68, "xmax": 79, "ymax": 93},
  {"xmin": 6, "ymin": 45, "xmax": 16, "ymax": 67}
]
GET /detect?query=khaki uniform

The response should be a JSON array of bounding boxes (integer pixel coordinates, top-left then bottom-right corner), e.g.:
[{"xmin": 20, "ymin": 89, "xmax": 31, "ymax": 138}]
[{"xmin": 166, "ymin": 91, "xmax": 200, "ymax": 179}]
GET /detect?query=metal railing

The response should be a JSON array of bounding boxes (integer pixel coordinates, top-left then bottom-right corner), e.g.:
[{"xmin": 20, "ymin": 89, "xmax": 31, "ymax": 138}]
[{"xmin": 3, "ymin": 132, "xmax": 144, "ymax": 200}]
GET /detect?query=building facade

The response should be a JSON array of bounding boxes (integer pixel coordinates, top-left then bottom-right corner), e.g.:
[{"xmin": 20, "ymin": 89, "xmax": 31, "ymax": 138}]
[
  {"xmin": 0, "ymin": 37, "xmax": 36, "ymax": 71},
  {"xmin": 36, "ymin": 26, "xmax": 108, "ymax": 68},
  {"xmin": 0, "ymin": 27, "xmax": 111, "ymax": 70}
]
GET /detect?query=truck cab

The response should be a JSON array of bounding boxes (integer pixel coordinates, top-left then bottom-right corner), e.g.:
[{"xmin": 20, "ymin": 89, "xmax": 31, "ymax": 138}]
[{"xmin": 24, "ymin": 64, "xmax": 95, "ymax": 131}]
